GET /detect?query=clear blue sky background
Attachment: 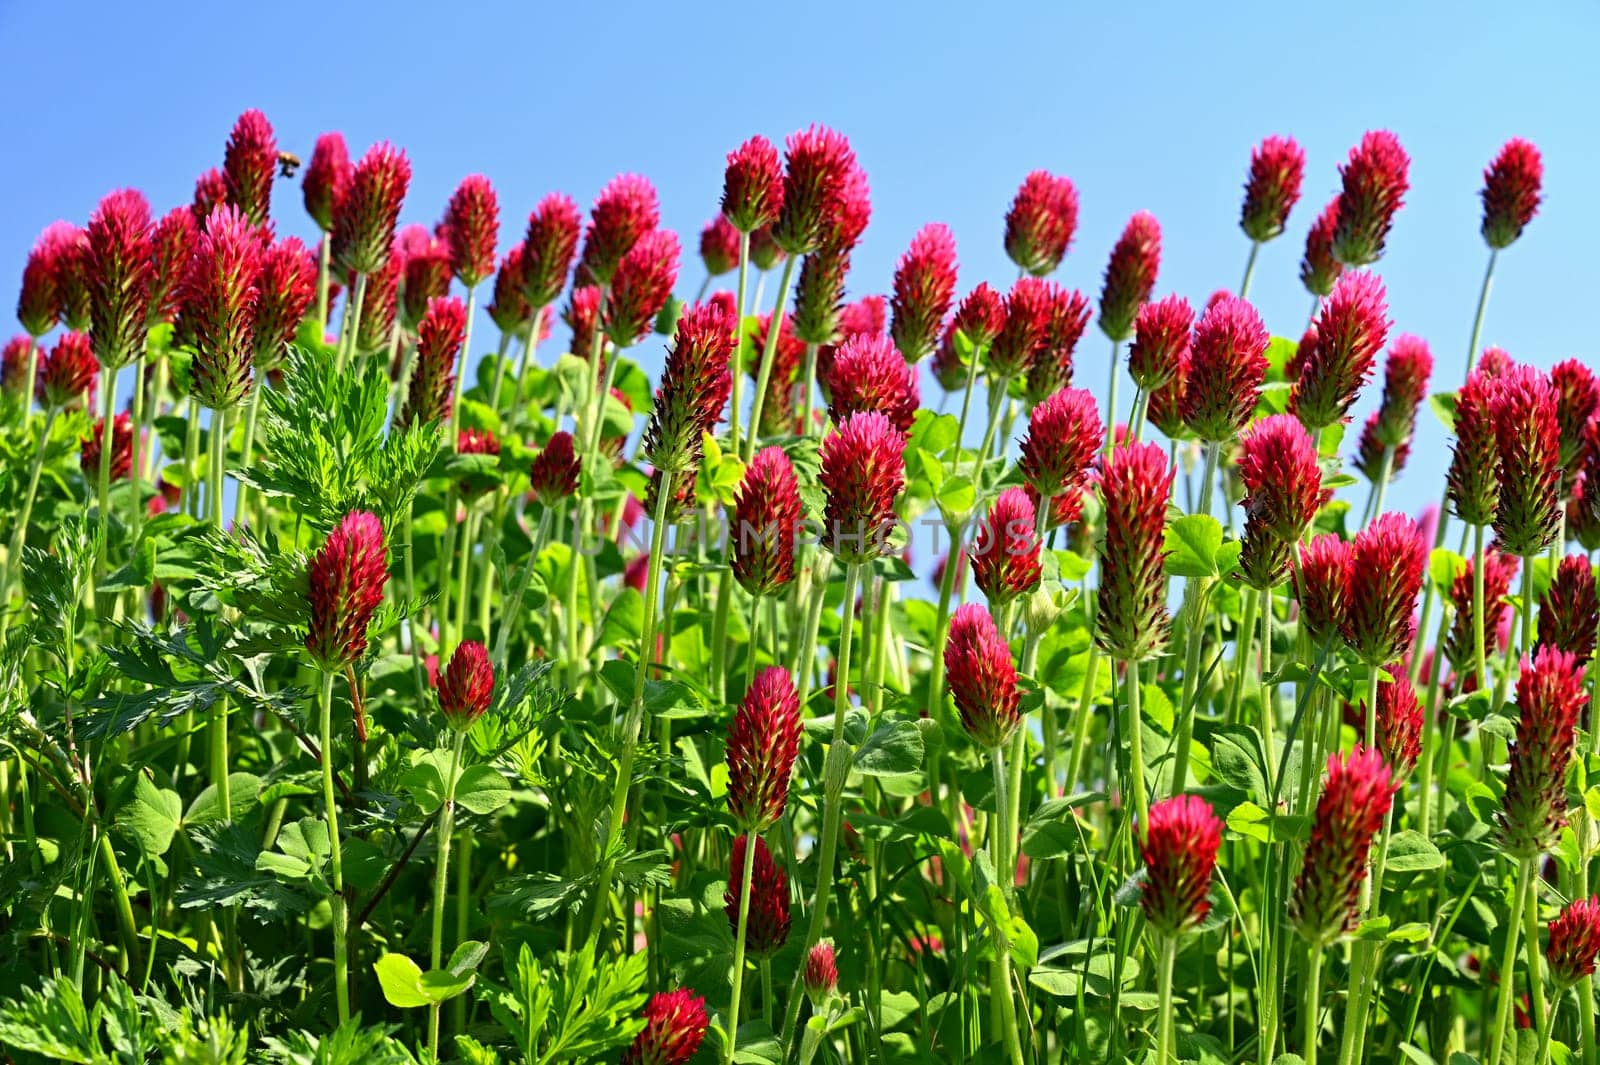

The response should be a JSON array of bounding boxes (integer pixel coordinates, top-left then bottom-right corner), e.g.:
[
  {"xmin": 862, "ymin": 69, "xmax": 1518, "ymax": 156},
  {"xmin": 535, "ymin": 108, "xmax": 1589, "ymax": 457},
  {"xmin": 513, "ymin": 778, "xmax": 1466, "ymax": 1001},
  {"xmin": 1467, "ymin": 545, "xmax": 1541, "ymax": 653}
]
[{"xmin": 3, "ymin": 0, "xmax": 1596, "ymax": 524}]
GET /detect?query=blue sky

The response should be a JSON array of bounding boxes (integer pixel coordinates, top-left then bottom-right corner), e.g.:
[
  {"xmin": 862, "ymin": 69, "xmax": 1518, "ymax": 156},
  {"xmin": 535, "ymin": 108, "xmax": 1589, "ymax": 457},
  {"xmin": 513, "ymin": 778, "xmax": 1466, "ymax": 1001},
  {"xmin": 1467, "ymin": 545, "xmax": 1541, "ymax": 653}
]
[{"xmin": 3, "ymin": 0, "xmax": 1597, "ymax": 516}]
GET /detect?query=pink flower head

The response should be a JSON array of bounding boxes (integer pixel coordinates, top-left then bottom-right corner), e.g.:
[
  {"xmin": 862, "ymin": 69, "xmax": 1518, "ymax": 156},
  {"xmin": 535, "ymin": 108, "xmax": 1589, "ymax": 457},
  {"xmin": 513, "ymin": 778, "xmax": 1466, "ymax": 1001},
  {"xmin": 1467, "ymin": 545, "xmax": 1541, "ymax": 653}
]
[
  {"xmin": 1296, "ymin": 533, "xmax": 1353, "ymax": 645},
  {"xmin": 1300, "ymin": 196, "xmax": 1344, "ymax": 299},
  {"xmin": 1551, "ymin": 359, "xmax": 1600, "ymax": 485},
  {"xmin": 620, "ymin": 989, "xmax": 708, "ymax": 1065},
  {"xmin": 1443, "ymin": 546, "xmax": 1518, "ymax": 673},
  {"xmin": 332, "ymin": 142, "xmax": 411, "ymax": 276},
  {"xmin": 399, "ymin": 227, "xmax": 453, "ymax": 329},
  {"xmin": 1140, "ymin": 795, "xmax": 1223, "ymax": 936},
  {"xmin": 1341, "ymin": 512, "xmax": 1426, "ymax": 666},
  {"xmin": 1096, "ymin": 441, "xmax": 1174, "ymax": 662},
  {"xmin": 0, "ymin": 336, "xmax": 28, "ymax": 395},
  {"xmin": 1179, "ymin": 294, "xmax": 1269, "ymax": 442},
  {"xmin": 17, "ymin": 222, "xmax": 81, "ymax": 336},
  {"xmin": 85, "ymin": 189, "xmax": 154, "ymax": 370},
  {"xmin": 444, "ymin": 174, "xmax": 500, "ymax": 287},
  {"xmin": 726, "ymin": 666, "xmax": 803, "ymax": 831},
  {"xmin": 1482, "ymin": 138, "xmax": 1543, "ymax": 249},
  {"xmin": 35, "ymin": 332, "xmax": 97, "ymax": 410},
  {"xmin": 1018, "ymin": 386, "xmax": 1102, "ymax": 504},
  {"xmin": 192, "ymin": 168, "xmax": 228, "ymax": 225},
  {"xmin": 1127, "ymin": 294, "xmax": 1193, "ymax": 392},
  {"xmin": 972, "ymin": 488, "xmax": 1043, "ymax": 605},
  {"xmin": 80, "ymin": 412, "xmax": 134, "ymax": 482},
  {"xmin": 722, "ymin": 135, "xmax": 784, "ymax": 234},
  {"xmin": 148, "ymin": 206, "xmax": 200, "ymax": 326},
  {"xmin": 828, "ymin": 332, "xmax": 920, "ymax": 433},
  {"xmin": 816, "ymin": 292, "xmax": 889, "ymax": 382},
  {"xmin": 791, "ymin": 245, "xmax": 851, "ymax": 347},
  {"xmin": 988, "ymin": 276, "xmax": 1054, "ymax": 378},
  {"xmin": 603, "ymin": 229, "xmax": 679, "ymax": 347},
  {"xmin": 1539, "ymin": 555, "xmax": 1599, "ymax": 662},
  {"xmin": 1500, "ymin": 647, "xmax": 1588, "ymax": 856},
  {"xmin": 1290, "ymin": 746, "xmax": 1397, "ymax": 943},
  {"xmin": 724, "ymin": 835, "xmax": 791, "ymax": 956},
  {"xmin": 945, "ymin": 603, "xmax": 1023, "ymax": 748},
  {"xmin": 1023, "ymin": 285, "xmax": 1092, "ymax": 403},
  {"xmin": 305, "ymin": 510, "xmax": 389, "ymax": 668},
  {"xmin": 644, "ymin": 300, "xmax": 735, "ymax": 474},
  {"xmin": 804, "ymin": 942, "xmax": 839, "ymax": 1003},
  {"xmin": 486, "ymin": 247, "xmax": 531, "ymax": 333},
  {"xmin": 581, "ymin": 174, "xmax": 660, "ymax": 287},
  {"xmin": 819, "ymin": 410, "xmax": 906, "ymax": 563},
  {"xmin": 752, "ymin": 311, "xmax": 806, "ymax": 434},
  {"xmin": 1448, "ymin": 370, "xmax": 1502, "ymax": 527},
  {"xmin": 1005, "ymin": 170, "xmax": 1079, "ymax": 276},
  {"xmin": 821, "ymin": 159, "xmax": 871, "ymax": 253},
  {"xmin": 952, "ymin": 282, "xmax": 1007, "ymax": 354},
  {"xmin": 356, "ymin": 251, "xmax": 402, "ymax": 355},
  {"xmin": 1478, "ymin": 345, "xmax": 1514, "ymax": 379},
  {"xmin": 1097, "ymin": 211, "xmax": 1161, "ymax": 343},
  {"xmin": 749, "ymin": 225, "xmax": 784, "ymax": 271},
  {"xmin": 1491, "ymin": 363, "xmax": 1562, "ymax": 557},
  {"xmin": 254, "ymin": 237, "xmax": 317, "ymax": 370},
  {"xmin": 773, "ymin": 125, "xmax": 856, "ymax": 255},
  {"xmin": 519, "ymin": 192, "xmax": 582, "ymax": 311},
  {"xmin": 182, "ymin": 205, "xmax": 262, "ymax": 410},
  {"xmin": 1333, "ymin": 131, "xmax": 1410, "ymax": 266},
  {"xmin": 1369, "ymin": 334, "xmax": 1433, "ymax": 449},
  {"xmin": 302, "ymin": 132, "xmax": 352, "ymax": 232},
  {"xmin": 1240, "ymin": 135, "xmax": 1306, "ymax": 242},
  {"xmin": 698, "ymin": 215, "xmax": 741, "ymax": 278},
  {"xmin": 438, "ymin": 641, "xmax": 494, "ymax": 732},
  {"xmin": 529, "ymin": 431, "xmax": 581, "ymax": 506},
  {"xmin": 1238, "ymin": 414, "xmax": 1328, "ymax": 543},
  {"xmin": 1291, "ymin": 271, "xmax": 1390, "ymax": 431},
  {"xmin": 1373, "ymin": 675, "xmax": 1424, "ymax": 774},
  {"xmin": 1548, "ymin": 898, "xmax": 1600, "ymax": 990},
  {"xmin": 397, "ymin": 296, "xmax": 467, "ymax": 430},
  {"xmin": 222, "ymin": 109, "xmax": 277, "ymax": 227},
  {"xmin": 732, "ymin": 448, "xmax": 803, "ymax": 598},
  {"xmin": 564, "ymin": 284, "xmax": 601, "ymax": 361},
  {"xmin": 890, "ymin": 222, "xmax": 959, "ymax": 363},
  {"xmin": 1146, "ymin": 347, "xmax": 1191, "ymax": 440}
]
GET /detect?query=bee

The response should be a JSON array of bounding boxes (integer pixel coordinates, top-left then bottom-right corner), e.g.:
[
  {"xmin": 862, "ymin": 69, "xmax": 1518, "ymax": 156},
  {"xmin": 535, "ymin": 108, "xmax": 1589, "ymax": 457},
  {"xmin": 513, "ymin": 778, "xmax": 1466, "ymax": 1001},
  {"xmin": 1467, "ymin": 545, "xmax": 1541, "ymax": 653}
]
[{"xmin": 277, "ymin": 151, "xmax": 302, "ymax": 179}]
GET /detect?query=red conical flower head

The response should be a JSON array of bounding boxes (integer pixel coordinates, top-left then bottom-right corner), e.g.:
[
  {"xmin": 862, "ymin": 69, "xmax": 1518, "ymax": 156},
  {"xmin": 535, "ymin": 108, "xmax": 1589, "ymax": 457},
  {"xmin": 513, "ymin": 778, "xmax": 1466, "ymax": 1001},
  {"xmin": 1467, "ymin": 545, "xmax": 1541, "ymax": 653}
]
[
  {"xmin": 79, "ymin": 412, "xmax": 134, "ymax": 481},
  {"xmin": 1481, "ymin": 138, "xmax": 1543, "ymax": 250},
  {"xmin": 306, "ymin": 510, "xmax": 389, "ymax": 668},
  {"xmin": 520, "ymin": 192, "xmax": 582, "ymax": 310},
  {"xmin": 1290, "ymin": 746, "xmax": 1397, "ymax": 943},
  {"xmin": 1548, "ymin": 897, "xmax": 1600, "ymax": 990},
  {"xmin": 722, "ymin": 135, "xmax": 784, "ymax": 234},
  {"xmin": 1140, "ymin": 795, "xmax": 1223, "ymax": 936},
  {"xmin": 181, "ymin": 205, "xmax": 262, "ymax": 410},
  {"xmin": 1179, "ymin": 294, "xmax": 1269, "ymax": 442},
  {"xmin": 972, "ymin": 488, "xmax": 1043, "ymax": 605},
  {"xmin": 1370, "ymin": 334, "xmax": 1433, "ymax": 449},
  {"xmin": 1332, "ymin": 131, "xmax": 1410, "ymax": 266},
  {"xmin": 1340, "ymin": 512, "xmax": 1425, "ymax": 666},
  {"xmin": 773, "ymin": 125, "xmax": 856, "ymax": 255},
  {"xmin": 1240, "ymin": 135, "xmax": 1306, "ymax": 243},
  {"xmin": 818, "ymin": 410, "xmax": 906, "ymax": 563},
  {"xmin": 1018, "ymin": 386, "xmax": 1102, "ymax": 504},
  {"xmin": 1126, "ymin": 294, "xmax": 1193, "ymax": 391},
  {"xmin": 987, "ymin": 276, "xmax": 1054, "ymax": 378},
  {"xmin": 222, "ymin": 109, "xmax": 277, "ymax": 227},
  {"xmin": 1443, "ymin": 546, "xmax": 1519, "ymax": 672},
  {"xmin": 332, "ymin": 142, "xmax": 411, "ymax": 276},
  {"xmin": 445, "ymin": 174, "xmax": 500, "ymax": 287},
  {"xmin": 1023, "ymin": 285, "xmax": 1092, "ymax": 403},
  {"xmin": 303, "ymin": 132, "xmax": 352, "ymax": 232},
  {"xmin": 828, "ymin": 332, "xmax": 920, "ymax": 433},
  {"xmin": 1097, "ymin": 210, "xmax": 1161, "ymax": 343},
  {"xmin": 945, "ymin": 603, "xmax": 1023, "ymax": 749},
  {"xmin": 699, "ymin": 215, "xmax": 740, "ymax": 277},
  {"xmin": 580, "ymin": 173, "xmax": 659, "ymax": 287},
  {"xmin": 397, "ymin": 296, "xmax": 467, "ymax": 430},
  {"xmin": 724, "ymin": 835, "xmax": 792, "ymax": 956},
  {"xmin": 1005, "ymin": 170, "xmax": 1079, "ymax": 276},
  {"xmin": 726, "ymin": 666, "xmax": 803, "ymax": 831},
  {"xmin": 1300, "ymin": 196, "xmax": 1344, "ymax": 299},
  {"xmin": 254, "ymin": 237, "xmax": 316, "ymax": 370},
  {"xmin": 192, "ymin": 168, "xmax": 227, "ymax": 225},
  {"xmin": 643, "ymin": 300, "xmax": 734, "ymax": 475},
  {"xmin": 17, "ymin": 222, "xmax": 81, "ymax": 337},
  {"xmin": 1290, "ymin": 270, "xmax": 1390, "ymax": 431},
  {"xmin": 890, "ymin": 222, "xmax": 958, "ymax": 363},
  {"xmin": 804, "ymin": 942, "xmax": 839, "ymax": 1003},
  {"xmin": 1373, "ymin": 675, "xmax": 1424, "ymax": 774},
  {"xmin": 148, "ymin": 207, "xmax": 199, "ymax": 326},
  {"xmin": 1539, "ymin": 555, "xmax": 1599, "ymax": 662},
  {"xmin": 85, "ymin": 189, "xmax": 154, "ymax": 370},
  {"xmin": 1491, "ymin": 363, "xmax": 1561, "ymax": 557},
  {"xmin": 1296, "ymin": 534, "xmax": 1354, "ymax": 645},
  {"xmin": 603, "ymin": 229, "xmax": 679, "ymax": 346},
  {"xmin": 438, "ymin": 641, "xmax": 493, "ymax": 732},
  {"xmin": 529, "ymin": 431, "xmax": 581, "ymax": 506},
  {"xmin": 1500, "ymin": 647, "xmax": 1588, "ymax": 857},
  {"xmin": 1448, "ymin": 370, "xmax": 1502, "ymax": 526},
  {"xmin": 35, "ymin": 332, "xmax": 97, "ymax": 410},
  {"xmin": 620, "ymin": 989, "xmax": 708, "ymax": 1065},
  {"xmin": 732, "ymin": 448, "xmax": 803, "ymax": 598},
  {"xmin": 1096, "ymin": 441, "xmax": 1174, "ymax": 661},
  {"xmin": 1551, "ymin": 359, "xmax": 1600, "ymax": 488}
]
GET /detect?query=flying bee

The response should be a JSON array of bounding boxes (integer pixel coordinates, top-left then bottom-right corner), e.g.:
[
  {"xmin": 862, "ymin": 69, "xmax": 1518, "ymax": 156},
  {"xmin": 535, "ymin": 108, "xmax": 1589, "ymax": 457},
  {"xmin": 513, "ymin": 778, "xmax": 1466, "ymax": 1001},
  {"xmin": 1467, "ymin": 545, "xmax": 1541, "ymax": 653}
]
[{"xmin": 277, "ymin": 151, "xmax": 302, "ymax": 179}]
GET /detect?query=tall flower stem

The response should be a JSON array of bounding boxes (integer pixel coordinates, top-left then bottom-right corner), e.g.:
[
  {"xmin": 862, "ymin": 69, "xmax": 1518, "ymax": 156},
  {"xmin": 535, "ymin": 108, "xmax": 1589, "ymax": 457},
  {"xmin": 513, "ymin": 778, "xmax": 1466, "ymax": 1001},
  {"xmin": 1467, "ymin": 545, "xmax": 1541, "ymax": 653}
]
[
  {"xmin": 990, "ymin": 744, "xmax": 1026, "ymax": 1065},
  {"xmin": 1171, "ymin": 442, "xmax": 1222, "ymax": 794},
  {"xmin": 1524, "ymin": 857, "xmax": 1548, "ymax": 1043},
  {"xmin": 1239, "ymin": 241, "xmax": 1261, "ymax": 301},
  {"xmin": 317, "ymin": 670, "xmax": 351, "ymax": 1023},
  {"xmin": 1364, "ymin": 445, "xmax": 1395, "ymax": 528},
  {"xmin": 449, "ymin": 286, "xmax": 479, "ymax": 443},
  {"xmin": 207, "ymin": 408, "xmax": 232, "ymax": 819},
  {"xmin": 743, "ymin": 253, "xmax": 799, "ymax": 462},
  {"xmin": 0, "ymin": 407, "xmax": 58, "ymax": 623},
  {"xmin": 486, "ymin": 330, "xmax": 515, "ymax": 412},
  {"xmin": 969, "ymin": 374, "xmax": 1013, "ymax": 493},
  {"xmin": 782, "ymin": 561, "xmax": 859, "ymax": 1052},
  {"xmin": 1104, "ymin": 338, "xmax": 1121, "ymax": 454},
  {"xmin": 1157, "ymin": 934, "xmax": 1180, "ymax": 1064},
  {"xmin": 336, "ymin": 273, "xmax": 369, "ymax": 376},
  {"xmin": 95, "ymin": 364, "xmax": 120, "ymax": 575},
  {"xmin": 724, "ymin": 827, "xmax": 758, "ymax": 1064},
  {"xmin": 17, "ymin": 338, "xmax": 40, "ymax": 427},
  {"xmin": 730, "ymin": 231, "xmax": 751, "ymax": 455},
  {"xmin": 427, "ymin": 730, "xmax": 467, "ymax": 1057},
  {"xmin": 1488, "ymin": 857, "xmax": 1534, "ymax": 1065},
  {"xmin": 129, "ymin": 354, "xmax": 147, "ymax": 545},
  {"xmin": 789, "ymin": 553, "xmax": 830, "ymax": 711},
  {"xmin": 1473, "ymin": 523, "xmax": 1489, "ymax": 692},
  {"xmin": 1520, "ymin": 554, "xmax": 1536, "ymax": 665},
  {"xmin": 233, "ymin": 383, "xmax": 265, "ymax": 528},
  {"xmin": 492, "ymin": 507, "xmax": 554, "ymax": 670},
  {"xmin": 1302, "ymin": 943, "xmax": 1324, "ymax": 1065},
  {"xmin": 315, "ymin": 235, "xmax": 332, "ymax": 332},
  {"xmin": 1125, "ymin": 661, "xmax": 1149, "ymax": 836},
  {"xmin": 509, "ymin": 304, "xmax": 548, "ymax": 427}
]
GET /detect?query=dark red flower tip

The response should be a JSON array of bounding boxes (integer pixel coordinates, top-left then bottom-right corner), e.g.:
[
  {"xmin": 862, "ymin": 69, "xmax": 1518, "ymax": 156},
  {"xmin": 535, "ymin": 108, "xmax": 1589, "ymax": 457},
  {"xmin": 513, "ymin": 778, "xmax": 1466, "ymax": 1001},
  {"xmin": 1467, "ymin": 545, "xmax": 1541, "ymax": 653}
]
[
  {"xmin": 1140, "ymin": 794, "xmax": 1223, "ymax": 936},
  {"xmin": 303, "ymin": 132, "xmax": 352, "ymax": 233},
  {"xmin": 306, "ymin": 510, "xmax": 389, "ymax": 668},
  {"xmin": 724, "ymin": 835, "xmax": 792, "ymax": 956},
  {"xmin": 1341, "ymin": 512, "xmax": 1426, "ymax": 666},
  {"xmin": 890, "ymin": 223, "xmax": 959, "ymax": 364},
  {"xmin": 1290, "ymin": 746, "xmax": 1397, "ymax": 943},
  {"xmin": 182, "ymin": 205, "xmax": 263, "ymax": 410},
  {"xmin": 1096, "ymin": 441, "xmax": 1175, "ymax": 662},
  {"xmin": 945, "ymin": 602, "xmax": 1023, "ymax": 749},
  {"xmin": 722, "ymin": 135, "xmax": 785, "ymax": 234},
  {"xmin": 1023, "ymin": 285, "xmax": 1092, "ymax": 403},
  {"xmin": 580, "ymin": 174, "xmax": 660, "ymax": 288},
  {"xmin": 1478, "ymin": 345, "xmax": 1514, "ymax": 379},
  {"xmin": 1098, "ymin": 211, "xmax": 1161, "ymax": 343},
  {"xmin": 752, "ymin": 311, "xmax": 806, "ymax": 435},
  {"xmin": 972, "ymin": 487, "xmax": 1043, "ymax": 605},
  {"xmin": 1240, "ymin": 135, "xmax": 1306, "ymax": 243},
  {"xmin": 563, "ymin": 284, "xmax": 602, "ymax": 364},
  {"xmin": 1291, "ymin": 270, "xmax": 1390, "ymax": 431},
  {"xmin": 0, "ymin": 336, "xmax": 28, "ymax": 395},
  {"xmin": 1369, "ymin": 334, "xmax": 1433, "ymax": 449},
  {"xmin": 827, "ymin": 332, "xmax": 920, "ymax": 433},
  {"xmin": 332, "ymin": 142, "xmax": 411, "ymax": 277},
  {"xmin": 804, "ymin": 941, "xmax": 840, "ymax": 1001},
  {"xmin": 791, "ymin": 244, "xmax": 851, "ymax": 347},
  {"xmin": 1332, "ymin": 131, "xmax": 1410, "ymax": 266},
  {"xmin": 1005, "ymin": 170, "xmax": 1079, "ymax": 276},
  {"xmin": 1238, "ymin": 414, "xmax": 1328, "ymax": 543},
  {"xmin": 726, "ymin": 666, "xmax": 803, "ymax": 831},
  {"xmin": 1018, "ymin": 386, "xmax": 1102, "ymax": 502},
  {"xmin": 820, "ymin": 160, "xmax": 871, "ymax": 254},
  {"xmin": 620, "ymin": 988, "xmax": 708, "ymax": 1065},
  {"xmin": 1571, "ymin": 465, "xmax": 1600, "ymax": 556},
  {"xmin": 486, "ymin": 247, "xmax": 532, "ymax": 333},
  {"xmin": 773, "ymin": 125, "xmax": 857, "ymax": 255},
  {"xmin": 17, "ymin": 221, "xmax": 84, "ymax": 337},
  {"xmin": 396, "ymin": 226, "xmax": 453, "ymax": 329},
  {"xmin": 814, "ymin": 292, "xmax": 888, "ymax": 385},
  {"xmin": 192, "ymin": 168, "xmax": 228, "ymax": 226},
  {"xmin": 603, "ymin": 228, "xmax": 679, "ymax": 347},
  {"xmin": 1501, "ymin": 646, "xmax": 1589, "ymax": 857},
  {"xmin": 1448, "ymin": 369, "xmax": 1502, "ymax": 527},
  {"xmin": 644, "ymin": 300, "xmax": 735, "ymax": 474},
  {"xmin": 222, "ymin": 109, "xmax": 277, "ymax": 227},
  {"xmin": 79, "ymin": 412, "xmax": 134, "ymax": 482},
  {"xmin": 515, "ymin": 192, "xmax": 582, "ymax": 313},
  {"xmin": 147, "ymin": 206, "xmax": 199, "ymax": 327},
  {"xmin": 732, "ymin": 448, "xmax": 803, "ymax": 598},
  {"xmin": 819, "ymin": 410, "xmax": 906, "ymax": 564},
  {"xmin": 1442, "ymin": 545, "xmax": 1518, "ymax": 672},
  {"xmin": 438, "ymin": 641, "xmax": 494, "ymax": 732},
  {"xmin": 1179, "ymin": 294, "xmax": 1270, "ymax": 442},
  {"xmin": 1491, "ymin": 363, "xmax": 1562, "ymax": 557},
  {"xmin": 1548, "ymin": 897, "xmax": 1600, "ymax": 989},
  {"xmin": 254, "ymin": 237, "xmax": 316, "ymax": 370},
  {"xmin": 35, "ymin": 332, "xmax": 97, "ymax": 409},
  {"xmin": 524, "ymin": 432, "xmax": 579, "ymax": 508},
  {"xmin": 443, "ymin": 174, "xmax": 500, "ymax": 288},
  {"xmin": 1373, "ymin": 675, "xmax": 1424, "ymax": 774},
  {"xmin": 85, "ymin": 188, "xmax": 155, "ymax": 371},
  {"xmin": 1552, "ymin": 359, "xmax": 1600, "ymax": 486},
  {"xmin": 698, "ymin": 215, "xmax": 741, "ymax": 278},
  {"xmin": 1146, "ymin": 347, "xmax": 1191, "ymax": 440},
  {"xmin": 1482, "ymin": 138, "xmax": 1543, "ymax": 250},
  {"xmin": 951, "ymin": 283, "xmax": 1007, "ymax": 356},
  {"xmin": 748, "ymin": 225, "xmax": 785, "ymax": 272},
  {"xmin": 988, "ymin": 276, "xmax": 1055, "ymax": 378},
  {"xmin": 1296, "ymin": 533, "xmax": 1354, "ymax": 645},
  {"xmin": 1127, "ymin": 294, "xmax": 1193, "ymax": 391},
  {"xmin": 1539, "ymin": 555, "xmax": 1599, "ymax": 662},
  {"xmin": 1300, "ymin": 196, "xmax": 1345, "ymax": 299},
  {"xmin": 455, "ymin": 427, "xmax": 501, "ymax": 496},
  {"xmin": 397, "ymin": 296, "xmax": 467, "ymax": 430}
]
